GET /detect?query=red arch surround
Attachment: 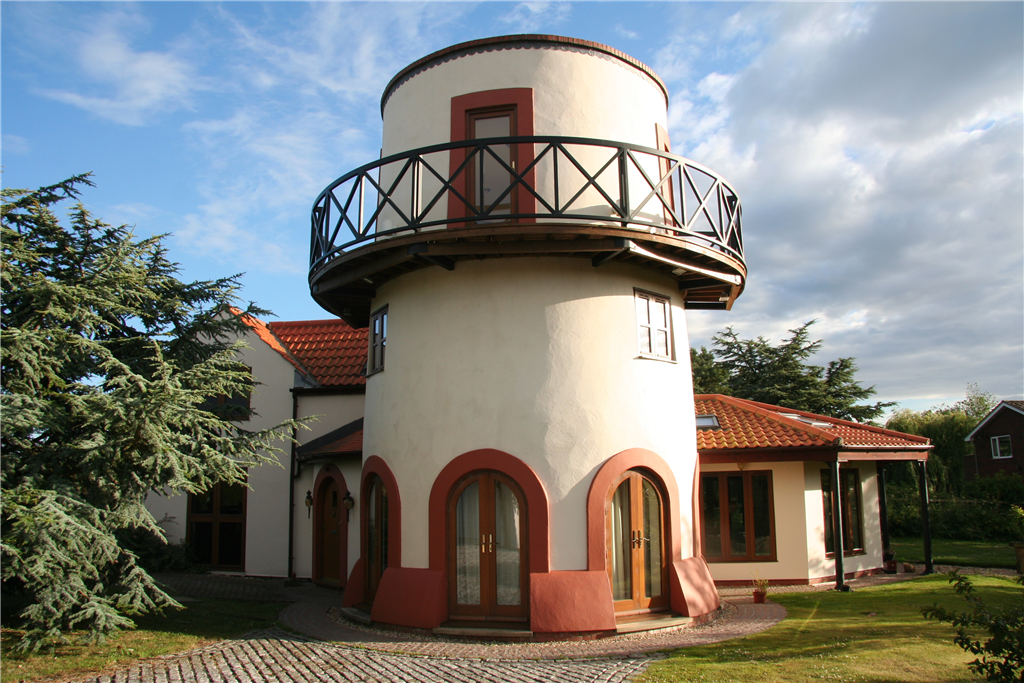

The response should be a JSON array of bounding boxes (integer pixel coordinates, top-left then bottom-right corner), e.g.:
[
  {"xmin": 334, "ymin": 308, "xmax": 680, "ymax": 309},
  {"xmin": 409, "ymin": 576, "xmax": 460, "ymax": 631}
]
[
  {"xmin": 585, "ymin": 448, "xmax": 720, "ymax": 617},
  {"xmin": 428, "ymin": 448, "xmax": 550, "ymax": 573},
  {"xmin": 361, "ymin": 455, "xmax": 402, "ymax": 568},
  {"xmin": 312, "ymin": 464, "xmax": 348, "ymax": 586}
]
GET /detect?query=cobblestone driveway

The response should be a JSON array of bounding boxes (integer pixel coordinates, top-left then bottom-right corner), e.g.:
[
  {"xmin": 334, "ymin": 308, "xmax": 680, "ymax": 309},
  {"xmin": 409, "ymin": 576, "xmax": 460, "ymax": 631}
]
[{"xmin": 78, "ymin": 629, "xmax": 655, "ymax": 683}]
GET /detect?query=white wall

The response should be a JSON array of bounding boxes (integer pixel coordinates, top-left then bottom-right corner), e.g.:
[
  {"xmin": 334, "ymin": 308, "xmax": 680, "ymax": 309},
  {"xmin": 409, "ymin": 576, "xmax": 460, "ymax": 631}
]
[
  {"xmin": 376, "ymin": 44, "xmax": 672, "ymax": 233},
  {"xmin": 805, "ymin": 461, "xmax": 883, "ymax": 581},
  {"xmin": 364, "ymin": 257, "xmax": 697, "ymax": 571},
  {"xmin": 699, "ymin": 461, "xmax": 810, "ymax": 583}
]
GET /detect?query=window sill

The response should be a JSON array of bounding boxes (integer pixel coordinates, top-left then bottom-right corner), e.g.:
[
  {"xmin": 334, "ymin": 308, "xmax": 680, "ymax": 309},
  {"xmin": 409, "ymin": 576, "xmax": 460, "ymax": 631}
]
[
  {"xmin": 366, "ymin": 367, "xmax": 384, "ymax": 378},
  {"xmin": 992, "ymin": 455, "xmax": 1014, "ymax": 460},
  {"xmin": 825, "ymin": 550, "xmax": 866, "ymax": 559},
  {"xmin": 706, "ymin": 557, "xmax": 778, "ymax": 564},
  {"xmin": 635, "ymin": 354, "xmax": 677, "ymax": 364}
]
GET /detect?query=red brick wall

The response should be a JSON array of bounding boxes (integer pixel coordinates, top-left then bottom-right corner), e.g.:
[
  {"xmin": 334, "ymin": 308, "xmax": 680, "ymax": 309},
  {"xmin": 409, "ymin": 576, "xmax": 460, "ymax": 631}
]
[{"xmin": 967, "ymin": 407, "xmax": 1024, "ymax": 481}]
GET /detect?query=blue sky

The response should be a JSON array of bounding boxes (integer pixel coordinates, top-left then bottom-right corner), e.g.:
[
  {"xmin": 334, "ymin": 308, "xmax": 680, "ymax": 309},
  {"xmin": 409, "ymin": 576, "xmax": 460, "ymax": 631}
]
[{"xmin": 3, "ymin": 2, "xmax": 1022, "ymax": 413}]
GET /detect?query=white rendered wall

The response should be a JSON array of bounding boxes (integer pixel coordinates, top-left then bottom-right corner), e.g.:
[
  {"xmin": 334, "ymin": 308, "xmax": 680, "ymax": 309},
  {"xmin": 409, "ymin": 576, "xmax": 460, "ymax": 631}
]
[
  {"xmin": 376, "ymin": 45, "xmax": 671, "ymax": 232},
  {"xmin": 363, "ymin": 257, "xmax": 697, "ymax": 571},
  {"xmin": 699, "ymin": 461, "xmax": 811, "ymax": 583},
  {"xmin": 805, "ymin": 461, "xmax": 883, "ymax": 581},
  {"xmin": 291, "ymin": 459, "xmax": 363, "ymax": 580}
]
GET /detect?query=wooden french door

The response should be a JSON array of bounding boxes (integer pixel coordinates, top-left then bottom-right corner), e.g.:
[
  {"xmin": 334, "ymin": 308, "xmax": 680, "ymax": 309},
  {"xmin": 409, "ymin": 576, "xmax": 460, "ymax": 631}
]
[
  {"xmin": 364, "ymin": 475, "xmax": 389, "ymax": 605},
  {"xmin": 608, "ymin": 470, "xmax": 669, "ymax": 615},
  {"xmin": 467, "ymin": 108, "xmax": 516, "ymax": 216},
  {"xmin": 317, "ymin": 479, "xmax": 343, "ymax": 585},
  {"xmin": 448, "ymin": 471, "xmax": 527, "ymax": 622}
]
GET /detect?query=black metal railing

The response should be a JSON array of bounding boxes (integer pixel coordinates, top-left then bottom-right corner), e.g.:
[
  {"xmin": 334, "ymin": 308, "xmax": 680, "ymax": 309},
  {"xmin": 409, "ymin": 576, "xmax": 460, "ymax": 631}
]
[{"xmin": 310, "ymin": 135, "xmax": 743, "ymax": 280}]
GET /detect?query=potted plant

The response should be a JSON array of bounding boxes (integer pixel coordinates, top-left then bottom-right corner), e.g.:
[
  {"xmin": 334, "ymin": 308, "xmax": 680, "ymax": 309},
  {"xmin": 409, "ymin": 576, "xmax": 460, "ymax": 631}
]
[
  {"xmin": 883, "ymin": 548, "xmax": 897, "ymax": 574},
  {"xmin": 752, "ymin": 576, "xmax": 769, "ymax": 603}
]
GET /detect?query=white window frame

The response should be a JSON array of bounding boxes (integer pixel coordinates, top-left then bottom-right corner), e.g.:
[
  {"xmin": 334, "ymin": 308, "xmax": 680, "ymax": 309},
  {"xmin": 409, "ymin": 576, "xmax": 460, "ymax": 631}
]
[
  {"xmin": 991, "ymin": 435, "xmax": 1013, "ymax": 459},
  {"xmin": 635, "ymin": 289, "xmax": 674, "ymax": 361}
]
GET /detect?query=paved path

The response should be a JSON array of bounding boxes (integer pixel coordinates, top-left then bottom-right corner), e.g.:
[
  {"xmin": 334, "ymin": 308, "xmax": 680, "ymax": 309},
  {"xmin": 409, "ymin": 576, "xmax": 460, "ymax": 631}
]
[{"xmin": 70, "ymin": 575, "xmax": 789, "ymax": 683}]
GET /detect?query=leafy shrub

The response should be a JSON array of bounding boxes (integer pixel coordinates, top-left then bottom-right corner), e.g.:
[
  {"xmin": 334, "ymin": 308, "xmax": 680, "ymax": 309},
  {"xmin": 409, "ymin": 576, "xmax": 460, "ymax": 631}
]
[
  {"xmin": 923, "ymin": 570, "xmax": 1024, "ymax": 682},
  {"xmin": 965, "ymin": 473, "xmax": 1024, "ymax": 505},
  {"xmin": 116, "ymin": 523, "xmax": 198, "ymax": 574},
  {"xmin": 887, "ymin": 484, "xmax": 1024, "ymax": 541}
]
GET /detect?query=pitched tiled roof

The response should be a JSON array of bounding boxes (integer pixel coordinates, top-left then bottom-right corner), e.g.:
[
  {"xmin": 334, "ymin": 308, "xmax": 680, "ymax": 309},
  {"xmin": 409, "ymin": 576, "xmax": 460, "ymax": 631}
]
[
  {"xmin": 268, "ymin": 319, "xmax": 367, "ymax": 387},
  {"xmin": 695, "ymin": 394, "xmax": 931, "ymax": 452},
  {"xmin": 297, "ymin": 419, "xmax": 363, "ymax": 462},
  {"xmin": 232, "ymin": 308, "xmax": 310, "ymax": 378}
]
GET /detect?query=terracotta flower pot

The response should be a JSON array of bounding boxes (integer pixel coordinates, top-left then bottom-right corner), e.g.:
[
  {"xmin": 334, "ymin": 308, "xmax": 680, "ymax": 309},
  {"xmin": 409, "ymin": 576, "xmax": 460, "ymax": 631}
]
[{"xmin": 753, "ymin": 591, "xmax": 767, "ymax": 604}]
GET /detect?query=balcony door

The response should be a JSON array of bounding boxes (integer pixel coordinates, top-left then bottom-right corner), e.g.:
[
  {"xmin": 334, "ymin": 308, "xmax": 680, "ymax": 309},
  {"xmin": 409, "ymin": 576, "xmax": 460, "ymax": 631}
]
[
  {"xmin": 608, "ymin": 470, "xmax": 669, "ymax": 615},
  {"xmin": 467, "ymin": 109, "xmax": 516, "ymax": 216},
  {"xmin": 448, "ymin": 471, "xmax": 527, "ymax": 622}
]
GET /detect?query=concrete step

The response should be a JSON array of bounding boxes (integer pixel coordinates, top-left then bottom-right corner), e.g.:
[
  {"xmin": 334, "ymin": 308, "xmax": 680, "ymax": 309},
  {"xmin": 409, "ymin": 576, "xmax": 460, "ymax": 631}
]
[
  {"xmin": 338, "ymin": 607, "xmax": 373, "ymax": 625},
  {"xmin": 615, "ymin": 615, "xmax": 692, "ymax": 634},
  {"xmin": 433, "ymin": 626, "xmax": 534, "ymax": 639}
]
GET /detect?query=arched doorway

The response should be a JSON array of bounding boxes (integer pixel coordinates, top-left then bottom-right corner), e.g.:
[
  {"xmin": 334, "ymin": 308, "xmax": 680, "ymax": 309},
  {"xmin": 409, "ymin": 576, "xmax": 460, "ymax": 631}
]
[
  {"xmin": 364, "ymin": 474, "xmax": 389, "ymax": 605},
  {"xmin": 313, "ymin": 465, "xmax": 348, "ymax": 587},
  {"xmin": 608, "ymin": 469, "xmax": 669, "ymax": 615},
  {"xmin": 447, "ymin": 471, "xmax": 528, "ymax": 623}
]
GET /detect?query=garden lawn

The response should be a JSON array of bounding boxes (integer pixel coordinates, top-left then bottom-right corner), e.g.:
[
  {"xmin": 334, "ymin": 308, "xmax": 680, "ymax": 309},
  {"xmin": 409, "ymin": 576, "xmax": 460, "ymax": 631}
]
[
  {"xmin": 638, "ymin": 573, "xmax": 1020, "ymax": 683},
  {"xmin": 891, "ymin": 536, "xmax": 1017, "ymax": 569},
  {"xmin": 0, "ymin": 598, "xmax": 285, "ymax": 683}
]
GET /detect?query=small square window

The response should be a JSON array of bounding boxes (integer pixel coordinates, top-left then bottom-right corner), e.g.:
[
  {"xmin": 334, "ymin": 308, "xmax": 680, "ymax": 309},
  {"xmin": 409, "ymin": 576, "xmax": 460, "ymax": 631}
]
[
  {"xmin": 992, "ymin": 435, "xmax": 1013, "ymax": 459},
  {"xmin": 635, "ymin": 289, "xmax": 673, "ymax": 360},
  {"xmin": 369, "ymin": 306, "xmax": 387, "ymax": 374}
]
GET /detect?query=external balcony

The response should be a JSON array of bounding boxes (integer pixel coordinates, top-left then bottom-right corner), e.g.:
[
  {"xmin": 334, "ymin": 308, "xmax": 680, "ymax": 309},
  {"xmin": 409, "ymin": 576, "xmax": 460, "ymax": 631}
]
[{"xmin": 309, "ymin": 135, "xmax": 746, "ymax": 328}]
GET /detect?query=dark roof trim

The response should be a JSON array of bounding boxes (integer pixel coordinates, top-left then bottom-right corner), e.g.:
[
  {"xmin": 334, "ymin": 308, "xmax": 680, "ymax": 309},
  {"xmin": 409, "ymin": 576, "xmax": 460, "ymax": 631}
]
[
  {"xmin": 297, "ymin": 418, "xmax": 363, "ymax": 461},
  {"xmin": 291, "ymin": 385, "xmax": 366, "ymax": 396},
  {"xmin": 964, "ymin": 401, "xmax": 1024, "ymax": 442},
  {"xmin": 381, "ymin": 34, "xmax": 669, "ymax": 115}
]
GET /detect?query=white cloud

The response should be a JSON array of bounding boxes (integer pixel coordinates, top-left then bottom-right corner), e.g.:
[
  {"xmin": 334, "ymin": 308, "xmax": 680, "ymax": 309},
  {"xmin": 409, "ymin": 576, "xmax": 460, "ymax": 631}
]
[
  {"xmin": 2, "ymin": 135, "xmax": 31, "ymax": 155},
  {"xmin": 499, "ymin": 3, "xmax": 571, "ymax": 33},
  {"xmin": 39, "ymin": 11, "xmax": 199, "ymax": 126},
  {"xmin": 679, "ymin": 2, "xmax": 1023, "ymax": 402}
]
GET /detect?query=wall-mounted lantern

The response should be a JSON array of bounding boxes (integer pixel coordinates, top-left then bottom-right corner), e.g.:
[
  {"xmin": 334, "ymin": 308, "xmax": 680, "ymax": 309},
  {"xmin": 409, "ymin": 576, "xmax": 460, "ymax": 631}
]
[
  {"xmin": 342, "ymin": 490, "xmax": 355, "ymax": 521},
  {"xmin": 305, "ymin": 490, "xmax": 313, "ymax": 518}
]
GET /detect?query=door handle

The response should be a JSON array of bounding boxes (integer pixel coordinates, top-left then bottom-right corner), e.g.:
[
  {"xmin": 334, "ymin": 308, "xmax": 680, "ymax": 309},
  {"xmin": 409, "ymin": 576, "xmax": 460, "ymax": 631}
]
[{"xmin": 489, "ymin": 533, "xmax": 494, "ymax": 553}]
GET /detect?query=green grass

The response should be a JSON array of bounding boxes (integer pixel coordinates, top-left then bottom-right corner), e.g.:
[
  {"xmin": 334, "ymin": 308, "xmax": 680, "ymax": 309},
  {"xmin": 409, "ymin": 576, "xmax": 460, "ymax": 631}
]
[
  {"xmin": 639, "ymin": 573, "xmax": 1020, "ymax": 683},
  {"xmin": 0, "ymin": 598, "xmax": 285, "ymax": 683},
  {"xmin": 891, "ymin": 536, "xmax": 1017, "ymax": 569}
]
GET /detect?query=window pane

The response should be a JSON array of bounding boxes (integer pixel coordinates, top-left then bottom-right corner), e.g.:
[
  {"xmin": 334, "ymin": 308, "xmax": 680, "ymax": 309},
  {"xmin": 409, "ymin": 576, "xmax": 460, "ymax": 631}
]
[
  {"xmin": 639, "ymin": 327, "xmax": 652, "ymax": 355},
  {"xmin": 219, "ymin": 483, "xmax": 245, "ymax": 515},
  {"xmin": 494, "ymin": 481, "xmax": 521, "ymax": 606},
  {"xmin": 727, "ymin": 476, "xmax": 746, "ymax": 557},
  {"xmin": 191, "ymin": 490, "xmax": 214, "ymax": 515},
  {"xmin": 652, "ymin": 300, "xmax": 667, "ymax": 328},
  {"xmin": 455, "ymin": 482, "xmax": 481, "ymax": 605},
  {"xmin": 642, "ymin": 480, "xmax": 663, "ymax": 599},
  {"xmin": 636, "ymin": 295, "xmax": 650, "ymax": 324},
  {"xmin": 610, "ymin": 480, "xmax": 632, "ymax": 601},
  {"xmin": 821, "ymin": 470, "xmax": 834, "ymax": 554},
  {"xmin": 217, "ymin": 522, "xmax": 244, "ymax": 566},
  {"xmin": 701, "ymin": 477, "xmax": 722, "ymax": 558},
  {"xmin": 843, "ymin": 471, "xmax": 862, "ymax": 551},
  {"xmin": 751, "ymin": 474, "xmax": 772, "ymax": 557},
  {"xmin": 656, "ymin": 330, "xmax": 669, "ymax": 357},
  {"xmin": 190, "ymin": 522, "xmax": 213, "ymax": 564}
]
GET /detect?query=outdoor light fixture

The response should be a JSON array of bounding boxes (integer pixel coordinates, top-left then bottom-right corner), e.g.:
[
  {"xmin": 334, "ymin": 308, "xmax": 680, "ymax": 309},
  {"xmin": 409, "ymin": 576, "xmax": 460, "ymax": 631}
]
[
  {"xmin": 305, "ymin": 490, "xmax": 313, "ymax": 518},
  {"xmin": 342, "ymin": 490, "xmax": 354, "ymax": 521}
]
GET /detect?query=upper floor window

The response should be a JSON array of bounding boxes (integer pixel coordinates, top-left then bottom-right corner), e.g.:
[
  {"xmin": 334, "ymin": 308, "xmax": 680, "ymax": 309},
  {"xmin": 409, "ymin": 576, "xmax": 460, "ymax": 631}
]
[
  {"xmin": 992, "ymin": 435, "xmax": 1013, "ymax": 459},
  {"xmin": 200, "ymin": 366, "xmax": 251, "ymax": 421},
  {"xmin": 635, "ymin": 289, "xmax": 673, "ymax": 360},
  {"xmin": 369, "ymin": 306, "xmax": 387, "ymax": 374}
]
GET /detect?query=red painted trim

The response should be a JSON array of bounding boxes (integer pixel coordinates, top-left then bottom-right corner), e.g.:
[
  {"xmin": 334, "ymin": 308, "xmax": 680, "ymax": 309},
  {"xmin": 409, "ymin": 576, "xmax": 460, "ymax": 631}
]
[
  {"xmin": 448, "ymin": 88, "xmax": 536, "ymax": 226},
  {"xmin": 428, "ymin": 449, "xmax": 550, "ymax": 574},
  {"xmin": 361, "ymin": 455, "xmax": 402, "ymax": 569},
  {"xmin": 586, "ymin": 448, "xmax": 684, "ymax": 572},
  {"xmin": 341, "ymin": 558, "xmax": 364, "ymax": 608},
  {"xmin": 530, "ymin": 571, "xmax": 616, "ymax": 633},
  {"xmin": 369, "ymin": 567, "xmax": 447, "ymax": 628},
  {"xmin": 312, "ymin": 464, "xmax": 348, "ymax": 586}
]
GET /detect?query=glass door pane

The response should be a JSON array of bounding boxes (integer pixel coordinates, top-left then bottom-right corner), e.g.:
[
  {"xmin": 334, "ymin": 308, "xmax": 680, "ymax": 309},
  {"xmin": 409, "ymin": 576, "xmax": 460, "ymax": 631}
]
[
  {"xmin": 493, "ymin": 481, "xmax": 521, "ymax": 606},
  {"xmin": 727, "ymin": 475, "xmax": 746, "ymax": 557},
  {"xmin": 610, "ymin": 480, "xmax": 632, "ymax": 601},
  {"xmin": 455, "ymin": 481, "xmax": 481, "ymax": 605},
  {"xmin": 472, "ymin": 115, "xmax": 512, "ymax": 214},
  {"xmin": 642, "ymin": 480, "xmax": 663, "ymax": 599}
]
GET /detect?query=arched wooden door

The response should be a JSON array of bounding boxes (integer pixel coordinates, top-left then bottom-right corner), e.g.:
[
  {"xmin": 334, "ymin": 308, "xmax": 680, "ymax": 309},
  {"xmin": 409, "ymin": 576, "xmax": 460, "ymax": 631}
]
[
  {"xmin": 608, "ymin": 470, "xmax": 669, "ymax": 615},
  {"xmin": 364, "ymin": 474, "xmax": 389, "ymax": 605},
  {"xmin": 317, "ymin": 478, "xmax": 343, "ymax": 585},
  {"xmin": 448, "ymin": 471, "xmax": 527, "ymax": 623}
]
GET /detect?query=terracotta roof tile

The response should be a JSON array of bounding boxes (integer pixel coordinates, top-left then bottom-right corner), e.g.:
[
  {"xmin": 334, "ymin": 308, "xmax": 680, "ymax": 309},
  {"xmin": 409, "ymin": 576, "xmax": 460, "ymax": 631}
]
[
  {"xmin": 695, "ymin": 395, "xmax": 931, "ymax": 452},
  {"xmin": 268, "ymin": 319, "xmax": 367, "ymax": 387},
  {"xmin": 297, "ymin": 419, "xmax": 363, "ymax": 461},
  {"xmin": 232, "ymin": 308, "xmax": 309, "ymax": 378}
]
